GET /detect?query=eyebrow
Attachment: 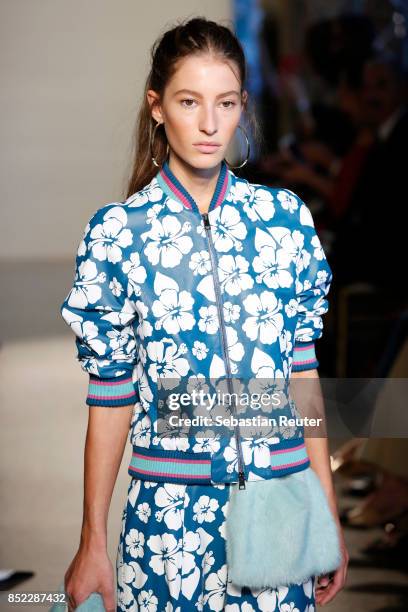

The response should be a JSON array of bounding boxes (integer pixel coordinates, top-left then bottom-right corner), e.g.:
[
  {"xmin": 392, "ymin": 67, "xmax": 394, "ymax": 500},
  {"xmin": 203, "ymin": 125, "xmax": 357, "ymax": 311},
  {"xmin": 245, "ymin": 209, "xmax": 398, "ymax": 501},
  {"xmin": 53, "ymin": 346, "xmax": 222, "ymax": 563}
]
[{"xmin": 173, "ymin": 88, "xmax": 240, "ymax": 98}]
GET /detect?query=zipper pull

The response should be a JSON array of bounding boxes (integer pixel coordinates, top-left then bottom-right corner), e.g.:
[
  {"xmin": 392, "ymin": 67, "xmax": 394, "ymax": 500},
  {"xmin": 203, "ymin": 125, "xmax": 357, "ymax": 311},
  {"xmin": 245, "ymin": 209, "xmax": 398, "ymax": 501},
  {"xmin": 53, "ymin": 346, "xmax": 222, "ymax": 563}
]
[
  {"xmin": 238, "ymin": 470, "xmax": 246, "ymax": 490},
  {"xmin": 202, "ymin": 212, "xmax": 210, "ymax": 228}
]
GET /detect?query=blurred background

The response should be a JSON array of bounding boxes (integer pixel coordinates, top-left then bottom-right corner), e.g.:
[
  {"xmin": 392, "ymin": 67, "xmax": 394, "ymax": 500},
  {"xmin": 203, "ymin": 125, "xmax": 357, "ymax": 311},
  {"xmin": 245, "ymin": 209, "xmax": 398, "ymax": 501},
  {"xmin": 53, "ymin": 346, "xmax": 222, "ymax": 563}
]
[{"xmin": 1, "ymin": 0, "xmax": 407, "ymax": 609}]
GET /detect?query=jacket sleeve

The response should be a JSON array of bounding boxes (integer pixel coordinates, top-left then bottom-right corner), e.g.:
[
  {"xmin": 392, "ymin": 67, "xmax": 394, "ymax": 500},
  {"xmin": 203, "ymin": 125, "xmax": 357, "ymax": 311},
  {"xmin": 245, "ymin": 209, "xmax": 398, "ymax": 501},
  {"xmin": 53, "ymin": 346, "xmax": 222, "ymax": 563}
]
[
  {"xmin": 292, "ymin": 195, "xmax": 333, "ymax": 372},
  {"xmin": 60, "ymin": 203, "xmax": 142, "ymax": 406}
]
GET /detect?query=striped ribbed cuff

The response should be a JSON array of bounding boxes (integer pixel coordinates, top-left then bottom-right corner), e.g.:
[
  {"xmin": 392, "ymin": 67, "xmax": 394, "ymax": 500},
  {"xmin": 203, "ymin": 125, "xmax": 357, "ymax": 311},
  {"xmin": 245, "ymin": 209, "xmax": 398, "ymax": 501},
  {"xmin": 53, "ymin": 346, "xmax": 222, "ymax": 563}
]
[
  {"xmin": 292, "ymin": 341, "xmax": 319, "ymax": 371},
  {"xmin": 86, "ymin": 372, "xmax": 138, "ymax": 406}
]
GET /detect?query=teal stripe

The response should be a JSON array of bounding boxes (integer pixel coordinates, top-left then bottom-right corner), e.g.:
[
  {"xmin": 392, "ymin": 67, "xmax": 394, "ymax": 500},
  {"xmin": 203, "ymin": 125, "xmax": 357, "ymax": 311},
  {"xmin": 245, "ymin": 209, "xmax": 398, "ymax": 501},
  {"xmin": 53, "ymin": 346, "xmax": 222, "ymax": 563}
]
[
  {"xmin": 293, "ymin": 346, "xmax": 316, "ymax": 364},
  {"xmin": 270, "ymin": 446, "xmax": 308, "ymax": 468},
  {"xmin": 130, "ymin": 455, "xmax": 211, "ymax": 477},
  {"xmin": 88, "ymin": 380, "xmax": 135, "ymax": 398}
]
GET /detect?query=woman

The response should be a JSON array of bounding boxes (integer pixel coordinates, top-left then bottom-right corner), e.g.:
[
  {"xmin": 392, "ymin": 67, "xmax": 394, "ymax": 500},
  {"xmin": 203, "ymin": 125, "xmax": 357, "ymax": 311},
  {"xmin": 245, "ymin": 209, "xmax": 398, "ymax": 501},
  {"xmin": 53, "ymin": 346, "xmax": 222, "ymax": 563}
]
[{"xmin": 60, "ymin": 17, "xmax": 348, "ymax": 611}]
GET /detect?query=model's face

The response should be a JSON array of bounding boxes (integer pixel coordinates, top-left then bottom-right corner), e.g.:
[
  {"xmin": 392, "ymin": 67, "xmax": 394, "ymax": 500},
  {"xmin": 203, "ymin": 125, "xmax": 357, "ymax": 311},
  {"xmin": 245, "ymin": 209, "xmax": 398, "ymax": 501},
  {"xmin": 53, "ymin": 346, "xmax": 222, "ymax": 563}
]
[{"xmin": 148, "ymin": 54, "xmax": 246, "ymax": 169}]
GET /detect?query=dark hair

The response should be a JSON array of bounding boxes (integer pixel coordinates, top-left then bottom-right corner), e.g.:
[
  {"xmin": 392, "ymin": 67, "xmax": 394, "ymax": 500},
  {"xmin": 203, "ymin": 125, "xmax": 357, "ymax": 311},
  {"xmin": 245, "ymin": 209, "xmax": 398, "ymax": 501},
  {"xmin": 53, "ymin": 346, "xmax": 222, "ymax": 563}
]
[{"xmin": 123, "ymin": 16, "xmax": 260, "ymax": 199}]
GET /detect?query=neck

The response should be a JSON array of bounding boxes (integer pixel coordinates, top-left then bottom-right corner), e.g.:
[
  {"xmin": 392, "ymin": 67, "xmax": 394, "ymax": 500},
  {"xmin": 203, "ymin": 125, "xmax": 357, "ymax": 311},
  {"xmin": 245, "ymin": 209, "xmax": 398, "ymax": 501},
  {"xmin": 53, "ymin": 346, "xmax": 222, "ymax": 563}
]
[{"xmin": 167, "ymin": 152, "xmax": 221, "ymax": 215}]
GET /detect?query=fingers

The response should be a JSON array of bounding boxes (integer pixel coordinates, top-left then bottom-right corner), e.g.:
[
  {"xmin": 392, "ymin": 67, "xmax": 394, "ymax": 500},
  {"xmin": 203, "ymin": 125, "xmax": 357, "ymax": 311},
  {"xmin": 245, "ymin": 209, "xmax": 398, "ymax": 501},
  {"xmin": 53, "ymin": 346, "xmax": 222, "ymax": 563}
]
[{"xmin": 315, "ymin": 566, "xmax": 346, "ymax": 605}]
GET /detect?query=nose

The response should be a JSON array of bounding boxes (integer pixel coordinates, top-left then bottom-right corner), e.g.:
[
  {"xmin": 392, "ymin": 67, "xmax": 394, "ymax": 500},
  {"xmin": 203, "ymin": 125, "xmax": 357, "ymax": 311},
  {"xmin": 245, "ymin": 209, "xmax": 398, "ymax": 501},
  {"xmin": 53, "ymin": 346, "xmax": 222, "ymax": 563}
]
[{"xmin": 199, "ymin": 104, "xmax": 218, "ymax": 135}]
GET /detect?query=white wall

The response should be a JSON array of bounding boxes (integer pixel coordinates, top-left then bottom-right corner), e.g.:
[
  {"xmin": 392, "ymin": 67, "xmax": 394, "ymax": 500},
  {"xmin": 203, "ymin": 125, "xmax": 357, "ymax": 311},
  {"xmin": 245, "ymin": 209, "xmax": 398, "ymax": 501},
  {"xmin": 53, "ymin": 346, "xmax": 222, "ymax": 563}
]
[{"xmin": 0, "ymin": 0, "xmax": 232, "ymax": 260}]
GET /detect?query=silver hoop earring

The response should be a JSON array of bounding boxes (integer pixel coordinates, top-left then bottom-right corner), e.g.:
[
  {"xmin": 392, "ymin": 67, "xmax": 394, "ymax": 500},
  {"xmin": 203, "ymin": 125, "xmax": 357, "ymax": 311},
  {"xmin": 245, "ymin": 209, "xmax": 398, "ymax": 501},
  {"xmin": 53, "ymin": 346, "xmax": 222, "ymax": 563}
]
[
  {"xmin": 150, "ymin": 121, "xmax": 170, "ymax": 167},
  {"xmin": 224, "ymin": 124, "xmax": 250, "ymax": 169}
]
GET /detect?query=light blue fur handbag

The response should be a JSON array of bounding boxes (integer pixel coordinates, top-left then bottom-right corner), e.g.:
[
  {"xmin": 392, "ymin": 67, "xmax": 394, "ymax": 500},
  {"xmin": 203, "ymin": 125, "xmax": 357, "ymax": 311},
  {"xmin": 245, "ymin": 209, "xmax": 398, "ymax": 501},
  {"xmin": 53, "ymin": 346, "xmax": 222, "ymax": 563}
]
[{"xmin": 226, "ymin": 466, "xmax": 342, "ymax": 589}]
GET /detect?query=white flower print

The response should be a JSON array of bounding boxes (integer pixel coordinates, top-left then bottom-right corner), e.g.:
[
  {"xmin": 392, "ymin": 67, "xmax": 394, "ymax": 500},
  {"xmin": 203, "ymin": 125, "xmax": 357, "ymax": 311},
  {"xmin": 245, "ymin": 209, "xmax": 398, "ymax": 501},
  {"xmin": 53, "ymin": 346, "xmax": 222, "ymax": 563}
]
[
  {"xmin": 204, "ymin": 563, "xmax": 228, "ymax": 611},
  {"xmin": 146, "ymin": 338, "xmax": 189, "ymax": 386},
  {"xmin": 226, "ymin": 326, "xmax": 244, "ymax": 363},
  {"xmin": 227, "ymin": 180, "xmax": 252, "ymax": 204},
  {"xmin": 141, "ymin": 215, "xmax": 193, "ymax": 268},
  {"xmin": 147, "ymin": 533, "xmax": 181, "ymax": 591},
  {"xmin": 189, "ymin": 250, "xmax": 212, "ymax": 275},
  {"xmin": 276, "ymin": 189, "xmax": 299, "ymax": 214},
  {"xmin": 152, "ymin": 288, "xmax": 195, "ymax": 333},
  {"xmin": 192, "ymin": 340, "xmax": 209, "ymax": 360},
  {"xmin": 241, "ymin": 437, "xmax": 271, "ymax": 469},
  {"xmin": 151, "ymin": 271, "xmax": 196, "ymax": 333},
  {"xmin": 252, "ymin": 227, "xmax": 296, "ymax": 289},
  {"xmin": 209, "ymin": 205, "xmax": 248, "ymax": 252},
  {"xmin": 127, "ymin": 179, "xmax": 163, "ymax": 206},
  {"xmin": 88, "ymin": 206, "xmax": 133, "ymax": 263},
  {"xmin": 223, "ymin": 301, "xmax": 241, "ymax": 323},
  {"xmin": 198, "ymin": 305, "xmax": 219, "ymax": 335},
  {"xmin": 202, "ymin": 550, "xmax": 215, "ymax": 575},
  {"xmin": 135, "ymin": 502, "xmax": 151, "ymax": 524},
  {"xmin": 122, "ymin": 251, "xmax": 147, "ymax": 297},
  {"xmin": 125, "ymin": 528, "xmax": 145, "ymax": 559},
  {"xmin": 193, "ymin": 495, "xmax": 219, "ymax": 524},
  {"xmin": 280, "ymin": 603, "xmax": 300, "ymax": 612},
  {"xmin": 68, "ymin": 259, "xmax": 105, "ymax": 310},
  {"xmin": 242, "ymin": 291, "xmax": 284, "ymax": 344},
  {"xmin": 285, "ymin": 298, "xmax": 298, "ymax": 318},
  {"xmin": 217, "ymin": 254, "xmax": 254, "ymax": 296},
  {"xmin": 153, "ymin": 484, "xmax": 187, "ymax": 530},
  {"xmin": 243, "ymin": 186, "xmax": 276, "ymax": 223},
  {"xmin": 137, "ymin": 588, "xmax": 159, "ymax": 612}
]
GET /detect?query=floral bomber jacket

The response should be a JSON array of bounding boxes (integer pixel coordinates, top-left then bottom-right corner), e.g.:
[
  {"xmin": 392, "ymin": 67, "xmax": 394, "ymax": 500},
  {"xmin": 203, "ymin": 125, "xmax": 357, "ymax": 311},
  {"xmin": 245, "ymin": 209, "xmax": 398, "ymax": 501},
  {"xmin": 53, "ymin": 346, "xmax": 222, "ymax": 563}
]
[{"xmin": 60, "ymin": 159, "xmax": 333, "ymax": 489}]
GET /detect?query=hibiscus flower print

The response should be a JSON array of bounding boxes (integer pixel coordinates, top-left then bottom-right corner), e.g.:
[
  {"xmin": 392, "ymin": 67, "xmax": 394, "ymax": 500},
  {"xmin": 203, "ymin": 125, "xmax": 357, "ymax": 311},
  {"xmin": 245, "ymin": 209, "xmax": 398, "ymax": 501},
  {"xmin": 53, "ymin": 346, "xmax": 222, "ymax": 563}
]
[
  {"xmin": 146, "ymin": 338, "xmax": 189, "ymax": 386},
  {"xmin": 192, "ymin": 340, "xmax": 209, "ymax": 360},
  {"xmin": 122, "ymin": 251, "xmax": 147, "ymax": 297},
  {"xmin": 243, "ymin": 185, "xmax": 276, "ymax": 222},
  {"xmin": 276, "ymin": 189, "xmax": 299, "ymax": 214},
  {"xmin": 189, "ymin": 250, "xmax": 212, "ymax": 275},
  {"xmin": 242, "ymin": 291, "xmax": 284, "ymax": 344},
  {"xmin": 141, "ymin": 215, "xmax": 193, "ymax": 268},
  {"xmin": 192, "ymin": 495, "xmax": 220, "ymax": 524},
  {"xmin": 88, "ymin": 206, "xmax": 133, "ymax": 264},
  {"xmin": 217, "ymin": 254, "xmax": 254, "ymax": 296},
  {"xmin": 125, "ymin": 527, "xmax": 145, "ymax": 559},
  {"xmin": 198, "ymin": 305, "xmax": 219, "ymax": 335},
  {"xmin": 209, "ymin": 205, "xmax": 247, "ymax": 252},
  {"xmin": 67, "ymin": 259, "xmax": 102, "ymax": 309}
]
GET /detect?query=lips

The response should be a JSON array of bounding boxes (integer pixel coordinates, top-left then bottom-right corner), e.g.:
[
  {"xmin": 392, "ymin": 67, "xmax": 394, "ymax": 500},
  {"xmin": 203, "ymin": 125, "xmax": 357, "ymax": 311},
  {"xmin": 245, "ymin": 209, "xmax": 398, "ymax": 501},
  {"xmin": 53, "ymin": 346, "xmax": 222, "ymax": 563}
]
[{"xmin": 193, "ymin": 143, "xmax": 221, "ymax": 153}]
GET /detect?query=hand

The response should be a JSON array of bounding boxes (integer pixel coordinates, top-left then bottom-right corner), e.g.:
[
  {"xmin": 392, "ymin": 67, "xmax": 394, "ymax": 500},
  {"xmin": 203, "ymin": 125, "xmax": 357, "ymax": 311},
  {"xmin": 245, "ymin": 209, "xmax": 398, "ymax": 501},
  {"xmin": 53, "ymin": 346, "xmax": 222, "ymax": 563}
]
[
  {"xmin": 315, "ymin": 525, "xmax": 349, "ymax": 606},
  {"xmin": 64, "ymin": 539, "xmax": 115, "ymax": 612}
]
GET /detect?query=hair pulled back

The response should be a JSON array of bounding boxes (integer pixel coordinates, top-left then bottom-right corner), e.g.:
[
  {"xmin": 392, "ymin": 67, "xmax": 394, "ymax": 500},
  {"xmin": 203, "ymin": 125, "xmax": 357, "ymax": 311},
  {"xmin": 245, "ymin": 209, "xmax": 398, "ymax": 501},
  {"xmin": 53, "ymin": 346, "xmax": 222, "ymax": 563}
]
[{"xmin": 124, "ymin": 16, "xmax": 257, "ymax": 199}]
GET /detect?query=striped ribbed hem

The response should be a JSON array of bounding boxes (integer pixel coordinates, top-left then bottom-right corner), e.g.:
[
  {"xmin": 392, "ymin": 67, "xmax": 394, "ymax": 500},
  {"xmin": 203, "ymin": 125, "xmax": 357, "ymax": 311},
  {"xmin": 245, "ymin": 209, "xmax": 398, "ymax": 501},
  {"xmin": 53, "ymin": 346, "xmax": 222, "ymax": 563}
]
[
  {"xmin": 86, "ymin": 373, "xmax": 138, "ymax": 406},
  {"xmin": 292, "ymin": 341, "xmax": 319, "ymax": 371},
  {"xmin": 157, "ymin": 159, "xmax": 231, "ymax": 213},
  {"xmin": 128, "ymin": 446, "xmax": 212, "ymax": 484},
  {"xmin": 270, "ymin": 437, "xmax": 310, "ymax": 475}
]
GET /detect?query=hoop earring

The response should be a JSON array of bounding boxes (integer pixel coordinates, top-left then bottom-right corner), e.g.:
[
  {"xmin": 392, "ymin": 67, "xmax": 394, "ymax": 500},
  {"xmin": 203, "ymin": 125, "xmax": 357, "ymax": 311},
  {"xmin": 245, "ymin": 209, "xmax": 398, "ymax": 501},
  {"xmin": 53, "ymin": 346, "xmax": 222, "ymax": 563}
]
[
  {"xmin": 224, "ymin": 124, "xmax": 250, "ymax": 169},
  {"xmin": 150, "ymin": 121, "xmax": 170, "ymax": 167}
]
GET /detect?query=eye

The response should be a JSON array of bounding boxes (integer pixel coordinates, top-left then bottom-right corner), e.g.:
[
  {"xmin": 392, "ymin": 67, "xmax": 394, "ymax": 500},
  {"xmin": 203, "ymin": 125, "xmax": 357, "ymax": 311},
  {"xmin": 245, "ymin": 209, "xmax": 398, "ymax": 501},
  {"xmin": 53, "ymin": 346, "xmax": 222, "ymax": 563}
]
[
  {"xmin": 181, "ymin": 98, "xmax": 196, "ymax": 108},
  {"xmin": 221, "ymin": 100, "xmax": 236, "ymax": 108}
]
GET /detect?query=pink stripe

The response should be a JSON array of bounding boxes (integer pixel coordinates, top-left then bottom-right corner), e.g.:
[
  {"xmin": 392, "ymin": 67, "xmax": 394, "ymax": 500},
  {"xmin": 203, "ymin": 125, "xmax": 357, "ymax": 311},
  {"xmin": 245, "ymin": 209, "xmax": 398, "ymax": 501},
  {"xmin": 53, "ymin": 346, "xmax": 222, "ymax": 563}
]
[
  {"xmin": 88, "ymin": 391, "xmax": 136, "ymax": 399},
  {"xmin": 90, "ymin": 377, "xmax": 132, "ymax": 386},
  {"xmin": 271, "ymin": 456, "xmax": 309, "ymax": 470},
  {"xmin": 294, "ymin": 344, "xmax": 314, "ymax": 352},
  {"xmin": 214, "ymin": 171, "xmax": 229, "ymax": 208},
  {"xmin": 293, "ymin": 357, "xmax": 316, "ymax": 364},
  {"xmin": 160, "ymin": 171, "xmax": 192, "ymax": 209},
  {"xmin": 270, "ymin": 443, "xmax": 305, "ymax": 455},
  {"xmin": 129, "ymin": 466, "xmax": 209, "ymax": 479},
  {"xmin": 132, "ymin": 452, "xmax": 210, "ymax": 465}
]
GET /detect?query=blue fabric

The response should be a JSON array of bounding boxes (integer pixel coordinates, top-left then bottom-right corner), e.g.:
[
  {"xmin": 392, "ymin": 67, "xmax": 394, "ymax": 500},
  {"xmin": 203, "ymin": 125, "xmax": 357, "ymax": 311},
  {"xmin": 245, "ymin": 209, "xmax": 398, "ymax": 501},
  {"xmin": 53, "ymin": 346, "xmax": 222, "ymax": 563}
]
[
  {"xmin": 226, "ymin": 466, "xmax": 342, "ymax": 589},
  {"xmin": 49, "ymin": 583, "xmax": 105, "ymax": 611},
  {"xmin": 59, "ymin": 165, "xmax": 333, "ymax": 486},
  {"xmin": 116, "ymin": 477, "xmax": 316, "ymax": 610}
]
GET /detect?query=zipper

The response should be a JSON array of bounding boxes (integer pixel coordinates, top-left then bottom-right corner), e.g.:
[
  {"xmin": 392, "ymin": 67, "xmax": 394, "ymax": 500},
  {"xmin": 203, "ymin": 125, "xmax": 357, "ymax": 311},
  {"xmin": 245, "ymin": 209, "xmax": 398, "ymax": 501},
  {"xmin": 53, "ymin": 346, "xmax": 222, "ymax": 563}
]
[{"xmin": 202, "ymin": 211, "xmax": 246, "ymax": 490}]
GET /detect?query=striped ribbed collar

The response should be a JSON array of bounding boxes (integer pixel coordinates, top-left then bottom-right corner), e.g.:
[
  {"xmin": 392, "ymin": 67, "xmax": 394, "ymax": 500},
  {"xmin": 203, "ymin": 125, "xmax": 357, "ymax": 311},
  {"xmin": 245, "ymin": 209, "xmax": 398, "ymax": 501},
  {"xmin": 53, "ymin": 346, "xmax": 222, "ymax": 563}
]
[{"xmin": 155, "ymin": 159, "xmax": 232, "ymax": 214}]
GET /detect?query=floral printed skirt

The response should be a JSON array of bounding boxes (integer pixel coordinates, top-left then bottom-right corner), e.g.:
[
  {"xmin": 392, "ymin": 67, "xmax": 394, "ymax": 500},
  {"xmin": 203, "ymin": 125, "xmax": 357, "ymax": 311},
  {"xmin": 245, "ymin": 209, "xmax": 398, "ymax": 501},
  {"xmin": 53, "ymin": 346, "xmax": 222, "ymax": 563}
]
[{"xmin": 116, "ymin": 478, "xmax": 316, "ymax": 611}]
